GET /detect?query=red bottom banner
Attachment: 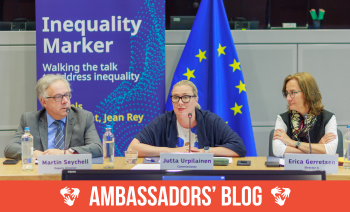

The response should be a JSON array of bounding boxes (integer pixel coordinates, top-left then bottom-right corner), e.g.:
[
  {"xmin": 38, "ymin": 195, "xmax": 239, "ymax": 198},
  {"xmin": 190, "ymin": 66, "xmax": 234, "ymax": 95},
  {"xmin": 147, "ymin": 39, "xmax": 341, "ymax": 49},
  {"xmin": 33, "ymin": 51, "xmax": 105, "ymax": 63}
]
[{"xmin": 0, "ymin": 181, "xmax": 341, "ymax": 211}]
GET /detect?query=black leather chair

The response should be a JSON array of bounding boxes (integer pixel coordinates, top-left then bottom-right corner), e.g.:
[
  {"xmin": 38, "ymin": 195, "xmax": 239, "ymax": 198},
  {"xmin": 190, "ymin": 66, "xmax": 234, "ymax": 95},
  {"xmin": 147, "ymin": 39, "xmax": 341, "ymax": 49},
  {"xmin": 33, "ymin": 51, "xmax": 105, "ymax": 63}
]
[{"xmin": 269, "ymin": 129, "xmax": 343, "ymax": 156}]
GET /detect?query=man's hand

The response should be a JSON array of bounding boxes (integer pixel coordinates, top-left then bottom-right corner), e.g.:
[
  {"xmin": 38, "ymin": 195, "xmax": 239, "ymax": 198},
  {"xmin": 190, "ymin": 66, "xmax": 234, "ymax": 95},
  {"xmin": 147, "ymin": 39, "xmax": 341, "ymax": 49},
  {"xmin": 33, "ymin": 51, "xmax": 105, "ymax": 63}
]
[
  {"xmin": 33, "ymin": 150, "xmax": 44, "ymax": 159},
  {"xmin": 44, "ymin": 149, "xmax": 66, "ymax": 155},
  {"xmin": 273, "ymin": 129, "xmax": 295, "ymax": 146},
  {"xmin": 319, "ymin": 132, "xmax": 336, "ymax": 144}
]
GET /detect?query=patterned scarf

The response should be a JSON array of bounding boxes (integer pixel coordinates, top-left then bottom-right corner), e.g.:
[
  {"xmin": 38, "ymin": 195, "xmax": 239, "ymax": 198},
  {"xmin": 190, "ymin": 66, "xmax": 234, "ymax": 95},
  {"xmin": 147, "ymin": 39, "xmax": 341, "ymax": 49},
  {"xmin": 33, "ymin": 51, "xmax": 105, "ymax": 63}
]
[{"xmin": 290, "ymin": 110, "xmax": 317, "ymax": 141}]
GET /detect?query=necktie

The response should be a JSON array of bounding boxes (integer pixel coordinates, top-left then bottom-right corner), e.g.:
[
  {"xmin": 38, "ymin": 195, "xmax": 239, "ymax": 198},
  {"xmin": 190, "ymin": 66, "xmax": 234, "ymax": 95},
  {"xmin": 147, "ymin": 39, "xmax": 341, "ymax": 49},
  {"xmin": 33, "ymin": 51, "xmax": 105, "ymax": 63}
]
[{"xmin": 54, "ymin": 120, "xmax": 65, "ymax": 150}]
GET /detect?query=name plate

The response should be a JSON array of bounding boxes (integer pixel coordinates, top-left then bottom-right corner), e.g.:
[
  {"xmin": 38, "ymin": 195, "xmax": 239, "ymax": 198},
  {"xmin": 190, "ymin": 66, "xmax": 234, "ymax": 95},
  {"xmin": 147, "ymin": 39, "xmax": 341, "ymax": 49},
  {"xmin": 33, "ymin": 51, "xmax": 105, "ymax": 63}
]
[
  {"xmin": 284, "ymin": 153, "xmax": 338, "ymax": 174},
  {"xmin": 38, "ymin": 154, "xmax": 92, "ymax": 174},
  {"xmin": 160, "ymin": 153, "xmax": 213, "ymax": 170}
]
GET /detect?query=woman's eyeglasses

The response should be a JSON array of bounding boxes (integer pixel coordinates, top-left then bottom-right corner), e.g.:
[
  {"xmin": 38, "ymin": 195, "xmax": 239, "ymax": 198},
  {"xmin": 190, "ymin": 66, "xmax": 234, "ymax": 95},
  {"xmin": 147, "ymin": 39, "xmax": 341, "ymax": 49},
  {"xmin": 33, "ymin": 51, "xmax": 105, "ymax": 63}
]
[
  {"xmin": 283, "ymin": 91, "xmax": 301, "ymax": 98},
  {"xmin": 170, "ymin": 95, "xmax": 196, "ymax": 103}
]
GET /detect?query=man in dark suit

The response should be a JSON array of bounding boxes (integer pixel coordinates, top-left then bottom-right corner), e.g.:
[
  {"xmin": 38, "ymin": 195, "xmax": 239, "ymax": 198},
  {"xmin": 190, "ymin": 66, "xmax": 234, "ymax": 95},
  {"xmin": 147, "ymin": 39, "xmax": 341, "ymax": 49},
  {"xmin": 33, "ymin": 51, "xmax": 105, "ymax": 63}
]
[{"xmin": 4, "ymin": 74, "xmax": 102, "ymax": 159}]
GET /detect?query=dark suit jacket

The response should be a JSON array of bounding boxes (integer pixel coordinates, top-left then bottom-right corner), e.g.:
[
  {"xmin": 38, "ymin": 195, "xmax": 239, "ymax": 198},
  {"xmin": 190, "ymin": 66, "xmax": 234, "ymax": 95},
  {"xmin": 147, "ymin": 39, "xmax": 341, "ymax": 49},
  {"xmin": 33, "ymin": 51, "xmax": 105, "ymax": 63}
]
[
  {"xmin": 4, "ymin": 107, "xmax": 103, "ymax": 159},
  {"xmin": 135, "ymin": 108, "xmax": 247, "ymax": 157}
]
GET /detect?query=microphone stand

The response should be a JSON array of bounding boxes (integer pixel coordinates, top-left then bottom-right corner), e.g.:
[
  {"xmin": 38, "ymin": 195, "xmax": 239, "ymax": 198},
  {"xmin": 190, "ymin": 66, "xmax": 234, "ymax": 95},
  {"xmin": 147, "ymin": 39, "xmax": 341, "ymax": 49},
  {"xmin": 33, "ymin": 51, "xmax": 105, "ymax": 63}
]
[
  {"xmin": 188, "ymin": 113, "xmax": 192, "ymax": 153},
  {"xmin": 304, "ymin": 113, "xmax": 312, "ymax": 154}
]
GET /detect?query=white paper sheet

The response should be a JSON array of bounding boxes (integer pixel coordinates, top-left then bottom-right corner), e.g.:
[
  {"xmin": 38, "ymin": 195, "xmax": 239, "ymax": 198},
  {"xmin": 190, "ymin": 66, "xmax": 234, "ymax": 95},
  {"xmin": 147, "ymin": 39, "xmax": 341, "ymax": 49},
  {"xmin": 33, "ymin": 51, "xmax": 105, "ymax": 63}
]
[
  {"xmin": 131, "ymin": 164, "xmax": 161, "ymax": 170},
  {"xmin": 279, "ymin": 159, "xmax": 285, "ymax": 166}
]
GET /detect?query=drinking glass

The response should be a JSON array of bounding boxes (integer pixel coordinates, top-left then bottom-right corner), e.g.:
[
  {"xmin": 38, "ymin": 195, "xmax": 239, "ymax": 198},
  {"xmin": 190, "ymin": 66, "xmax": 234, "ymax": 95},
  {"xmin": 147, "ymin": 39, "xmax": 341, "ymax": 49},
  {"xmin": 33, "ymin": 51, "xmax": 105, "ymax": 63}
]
[{"xmin": 125, "ymin": 150, "xmax": 138, "ymax": 164}]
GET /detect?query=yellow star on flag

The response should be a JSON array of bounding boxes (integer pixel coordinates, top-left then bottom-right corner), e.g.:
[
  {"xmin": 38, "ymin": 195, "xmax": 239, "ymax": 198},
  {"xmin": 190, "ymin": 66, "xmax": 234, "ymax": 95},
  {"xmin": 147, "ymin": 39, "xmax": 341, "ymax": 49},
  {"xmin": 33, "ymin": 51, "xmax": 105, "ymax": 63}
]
[
  {"xmin": 195, "ymin": 49, "xmax": 207, "ymax": 62},
  {"xmin": 229, "ymin": 59, "xmax": 241, "ymax": 72},
  {"xmin": 217, "ymin": 43, "xmax": 226, "ymax": 57},
  {"xmin": 183, "ymin": 68, "xmax": 195, "ymax": 80},
  {"xmin": 231, "ymin": 103, "xmax": 243, "ymax": 116},
  {"xmin": 235, "ymin": 81, "xmax": 246, "ymax": 94}
]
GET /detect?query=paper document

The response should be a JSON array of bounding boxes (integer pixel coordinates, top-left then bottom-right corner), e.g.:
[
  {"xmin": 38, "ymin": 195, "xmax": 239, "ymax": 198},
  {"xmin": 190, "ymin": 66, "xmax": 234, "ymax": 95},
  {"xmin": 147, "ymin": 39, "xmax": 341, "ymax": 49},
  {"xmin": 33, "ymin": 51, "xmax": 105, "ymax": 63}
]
[
  {"xmin": 267, "ymin": 156, "xmax": 285, "ymax": 166},
  {"xmin": 131, "ymin": 164, "xmax": 161, "ymax": 170},
  {"xmin": 279, "ymin": 159, "xmax": 285, "ymax": 166}
]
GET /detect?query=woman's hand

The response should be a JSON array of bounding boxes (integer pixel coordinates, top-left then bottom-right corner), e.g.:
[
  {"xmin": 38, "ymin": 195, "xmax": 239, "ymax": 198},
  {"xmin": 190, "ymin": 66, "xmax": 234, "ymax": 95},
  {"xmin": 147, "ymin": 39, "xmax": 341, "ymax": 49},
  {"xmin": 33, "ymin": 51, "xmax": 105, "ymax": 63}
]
[
  {"xmin": 170, "ymin": 146, "xmax": 189, "ymax": 153},
  {"xmin": 169, "ymin": 146, "xmax": 204, "ymax": 153},
  {"xmin": 319, "ymin": 132, "xmax": 336, "ymax": 144},
  {"xmin": 190, "ymin": 147, "xmax": 204, "ymax": 153},
  {"xmin": 273, "ymin": 129, "xmax": 295, "ymax": 146}
]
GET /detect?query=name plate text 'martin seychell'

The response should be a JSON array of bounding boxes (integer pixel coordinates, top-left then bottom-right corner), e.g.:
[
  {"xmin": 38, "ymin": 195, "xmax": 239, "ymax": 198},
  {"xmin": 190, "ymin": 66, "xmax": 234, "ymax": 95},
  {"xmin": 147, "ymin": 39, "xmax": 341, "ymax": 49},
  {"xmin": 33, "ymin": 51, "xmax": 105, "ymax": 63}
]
[{"xmin": 38, "ymin": 154, "xmax": 92, "ymax": 174}]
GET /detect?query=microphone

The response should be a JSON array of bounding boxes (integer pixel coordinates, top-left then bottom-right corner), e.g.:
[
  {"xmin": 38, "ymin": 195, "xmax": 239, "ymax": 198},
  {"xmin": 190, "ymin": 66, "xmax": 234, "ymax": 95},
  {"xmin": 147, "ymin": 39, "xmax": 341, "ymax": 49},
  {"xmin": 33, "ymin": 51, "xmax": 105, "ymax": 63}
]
[
  {"xmin": 64, "ymin": 108, "xmax": 70, "ymax": 154},
  {"xmin": 188, "ymin": 113, "xmax": 192, "ymax": 153},
  {"xmin": 304, "ymin": 113, "xmax": 312, "ymax": 154}
]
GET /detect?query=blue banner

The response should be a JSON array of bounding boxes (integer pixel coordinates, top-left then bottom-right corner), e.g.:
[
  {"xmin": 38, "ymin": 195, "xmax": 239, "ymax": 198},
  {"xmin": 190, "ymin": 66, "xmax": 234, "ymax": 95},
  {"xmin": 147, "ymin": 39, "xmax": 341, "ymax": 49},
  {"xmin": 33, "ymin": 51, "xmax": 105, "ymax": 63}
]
[
  {"xmin": 36, "ymin": 0, "xmax": 165, "ymax": 156},
  {"xmin": 165, "ymin": 0, "xmax": 256, "ymax": 156}
]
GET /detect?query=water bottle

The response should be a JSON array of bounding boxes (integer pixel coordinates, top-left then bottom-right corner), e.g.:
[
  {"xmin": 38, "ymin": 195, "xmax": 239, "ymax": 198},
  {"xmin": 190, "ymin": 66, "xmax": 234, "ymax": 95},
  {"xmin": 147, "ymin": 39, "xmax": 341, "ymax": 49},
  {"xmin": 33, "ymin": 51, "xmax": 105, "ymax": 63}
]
[
  {"xmin": 103, "ymin": 125, "xmax": 115, "ymax": 169},
  {"xmin": 21, "ymin": 127, "xmax": 34, "ymax": 171},
  {"xmin": 343, "ymin": 125, "xmax": 350, "ymax": 169}
]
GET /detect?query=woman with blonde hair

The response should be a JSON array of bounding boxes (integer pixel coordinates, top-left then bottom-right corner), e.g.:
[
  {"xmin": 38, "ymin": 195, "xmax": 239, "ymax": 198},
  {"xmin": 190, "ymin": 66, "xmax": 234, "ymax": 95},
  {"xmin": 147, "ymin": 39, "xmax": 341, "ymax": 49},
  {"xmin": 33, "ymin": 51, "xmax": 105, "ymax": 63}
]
[
  {"xmin": 273, "ymin": 72, "xmax": 338, "ymax": 157},
  {"xmin": 128, "ymin": 80, "xmax": 246, "ymax": 157}
]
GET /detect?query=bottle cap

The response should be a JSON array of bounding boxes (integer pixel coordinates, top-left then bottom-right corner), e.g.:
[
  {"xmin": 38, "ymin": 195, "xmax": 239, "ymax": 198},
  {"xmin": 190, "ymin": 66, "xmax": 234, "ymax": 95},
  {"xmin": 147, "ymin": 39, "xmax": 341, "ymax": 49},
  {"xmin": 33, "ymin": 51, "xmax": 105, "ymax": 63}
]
[
  {"xmin": 106, "ymin": 125, "xmax": 112, "ymax": 129},
  {"xmin": 347, "ymin": 125, "xmax": 350, "ymax": 128},
  {"xmin": 24, "ymin": 127, "xmax": 30, "ymax": 131}
]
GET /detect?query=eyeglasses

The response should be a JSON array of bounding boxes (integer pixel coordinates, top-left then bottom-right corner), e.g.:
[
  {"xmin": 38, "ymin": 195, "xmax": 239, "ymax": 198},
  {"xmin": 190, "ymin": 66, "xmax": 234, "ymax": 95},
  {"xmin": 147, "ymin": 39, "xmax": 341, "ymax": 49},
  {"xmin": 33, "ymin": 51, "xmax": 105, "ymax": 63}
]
[
  {"xmin": 283, "ymin": 91, "xmax": 301, "ymax": 98},
  {"xmin": 170, "ymin": 95, "xmax": 196, "ymax": 103},
  {"xmin": 46, "ymin": 92, "xmax": 72, "ymax": 102}
]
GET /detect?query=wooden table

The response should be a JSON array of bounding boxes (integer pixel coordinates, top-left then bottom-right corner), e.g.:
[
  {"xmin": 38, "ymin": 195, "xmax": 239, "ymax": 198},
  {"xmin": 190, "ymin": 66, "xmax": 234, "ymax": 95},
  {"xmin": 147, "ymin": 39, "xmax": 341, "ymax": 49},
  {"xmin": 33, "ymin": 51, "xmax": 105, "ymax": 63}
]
[{"xmin": 1, "ymin": 157, "xmax": 349, "ymax": 180}]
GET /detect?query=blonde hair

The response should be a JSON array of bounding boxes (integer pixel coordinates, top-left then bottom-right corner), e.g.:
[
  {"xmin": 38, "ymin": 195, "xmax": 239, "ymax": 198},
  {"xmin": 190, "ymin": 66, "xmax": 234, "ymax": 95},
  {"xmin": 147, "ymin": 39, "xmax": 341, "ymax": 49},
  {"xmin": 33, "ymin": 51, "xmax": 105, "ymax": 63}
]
[
  {"xmin": 282, "ymin": 72, "xmax": 323, "ymax": 115},
  {"xmin": 171, "ymin": 80, "xmax": 201, "ymax": 109},
  {"xmin": 36, "ymin": 74, "xmax": 71, "ymax": 106}
]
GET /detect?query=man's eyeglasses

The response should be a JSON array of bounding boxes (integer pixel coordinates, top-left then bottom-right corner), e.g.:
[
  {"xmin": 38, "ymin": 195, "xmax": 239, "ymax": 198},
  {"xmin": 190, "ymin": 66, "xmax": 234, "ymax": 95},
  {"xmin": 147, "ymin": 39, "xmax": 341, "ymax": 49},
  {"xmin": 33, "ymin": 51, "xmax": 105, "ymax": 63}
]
[
  {"xmin": 170, "ymin": 95, "xmax": 196, "ymax": 103},
  {"xmin": 46, "ymin": 92, "xmax": 72, "ymax": 102},
  {"xmin": 283, "ymin": 91, "xmax": 301, "ymax": 98}
]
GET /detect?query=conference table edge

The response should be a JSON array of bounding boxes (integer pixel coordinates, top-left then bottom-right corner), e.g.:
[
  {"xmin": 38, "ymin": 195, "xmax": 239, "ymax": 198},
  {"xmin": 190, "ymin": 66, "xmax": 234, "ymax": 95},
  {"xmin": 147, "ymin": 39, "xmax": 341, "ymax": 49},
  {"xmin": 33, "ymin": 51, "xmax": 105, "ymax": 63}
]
[{"xmin": 0, "ymin": 157, "xmax": 348, "ymax": 181}]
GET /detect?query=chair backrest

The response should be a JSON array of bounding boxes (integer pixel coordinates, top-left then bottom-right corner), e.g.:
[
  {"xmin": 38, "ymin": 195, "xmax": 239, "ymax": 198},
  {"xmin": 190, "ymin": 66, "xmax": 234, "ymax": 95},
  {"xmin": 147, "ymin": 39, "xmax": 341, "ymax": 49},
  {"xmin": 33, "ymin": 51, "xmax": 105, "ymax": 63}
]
[
  {"xmin": 337, "ymin": 128, "xmax": 343, "ymax": 157},
  {"xmin": 268, "ymin": 128, "xmax": 343, "ymax": 156},
  {"xmin": 269, "ymin": 129, "xmax": 274, "ymax": 156}
]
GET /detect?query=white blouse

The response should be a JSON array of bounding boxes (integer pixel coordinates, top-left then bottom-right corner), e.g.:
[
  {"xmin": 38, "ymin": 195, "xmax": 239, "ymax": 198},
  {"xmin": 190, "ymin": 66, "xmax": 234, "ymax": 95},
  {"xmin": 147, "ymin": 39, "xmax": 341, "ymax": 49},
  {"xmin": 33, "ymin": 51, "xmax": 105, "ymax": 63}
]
[{"xmin": 273, "ymin": 115, "xmax": 338, "ymax": 157}]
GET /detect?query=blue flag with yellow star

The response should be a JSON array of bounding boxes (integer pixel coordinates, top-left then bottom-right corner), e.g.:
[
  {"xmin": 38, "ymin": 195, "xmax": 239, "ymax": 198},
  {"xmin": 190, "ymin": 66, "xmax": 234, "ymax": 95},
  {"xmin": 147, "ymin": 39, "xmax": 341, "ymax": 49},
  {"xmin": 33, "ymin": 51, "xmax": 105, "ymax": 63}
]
[{"xmin": 165, "ymin": 0, "xmax": 257, "ymax": 156}]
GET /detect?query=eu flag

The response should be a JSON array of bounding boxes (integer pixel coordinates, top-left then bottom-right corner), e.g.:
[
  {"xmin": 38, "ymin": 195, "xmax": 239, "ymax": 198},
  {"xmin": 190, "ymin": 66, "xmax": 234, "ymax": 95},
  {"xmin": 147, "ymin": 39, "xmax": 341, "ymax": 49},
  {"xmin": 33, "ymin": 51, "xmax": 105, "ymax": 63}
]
[{"xmin": 165, "ymin": 0, "xmax": 257, "ymax": 156}]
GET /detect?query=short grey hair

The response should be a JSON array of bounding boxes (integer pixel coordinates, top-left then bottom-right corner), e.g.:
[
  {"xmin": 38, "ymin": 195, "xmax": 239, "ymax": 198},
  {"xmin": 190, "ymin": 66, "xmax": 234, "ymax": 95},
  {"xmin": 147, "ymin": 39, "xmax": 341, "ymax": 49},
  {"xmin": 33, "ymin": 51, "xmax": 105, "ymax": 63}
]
[{"xmin": 36, "ymin": 74, "xmax": 71, "ymax": 106}]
